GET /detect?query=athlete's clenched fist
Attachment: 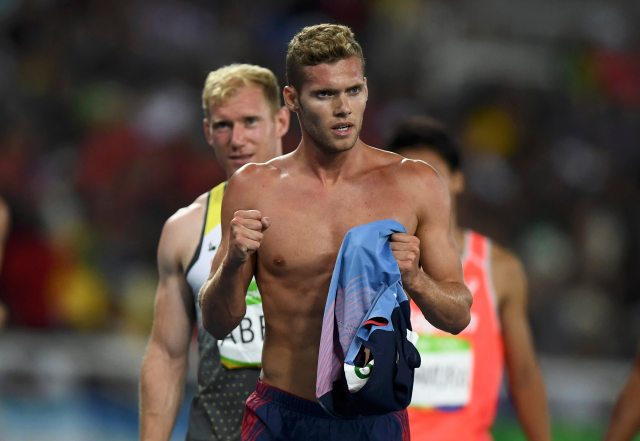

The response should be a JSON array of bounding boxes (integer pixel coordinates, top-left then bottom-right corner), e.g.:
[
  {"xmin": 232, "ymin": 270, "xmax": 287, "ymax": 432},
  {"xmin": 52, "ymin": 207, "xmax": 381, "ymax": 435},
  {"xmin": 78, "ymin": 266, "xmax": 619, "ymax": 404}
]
[
  {"xmin": 390, "ymin": 232, "xmax": 421, "ymax": 289},
  {"xmin": 228, "ymin": 210, "xmax": 270, "ymax": 263}
]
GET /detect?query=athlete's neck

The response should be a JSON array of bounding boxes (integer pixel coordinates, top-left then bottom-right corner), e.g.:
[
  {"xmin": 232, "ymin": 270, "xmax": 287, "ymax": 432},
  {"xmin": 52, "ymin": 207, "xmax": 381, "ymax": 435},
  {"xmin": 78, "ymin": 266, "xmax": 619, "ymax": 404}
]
[{"xmin": 293, "ymin": 138, "xmax": 364, "ymax": 184}]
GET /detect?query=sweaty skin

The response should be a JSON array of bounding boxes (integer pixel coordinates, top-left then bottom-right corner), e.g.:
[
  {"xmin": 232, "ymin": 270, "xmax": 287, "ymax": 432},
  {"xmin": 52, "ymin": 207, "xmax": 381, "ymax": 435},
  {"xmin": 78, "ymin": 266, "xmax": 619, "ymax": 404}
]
[
  {"xmin": 200, "ymin": 57, "xmax": 471, "ymax": 401},
  {"xmin": 205, "ymin": 149, "xmax": 470, "ymax": 400}
]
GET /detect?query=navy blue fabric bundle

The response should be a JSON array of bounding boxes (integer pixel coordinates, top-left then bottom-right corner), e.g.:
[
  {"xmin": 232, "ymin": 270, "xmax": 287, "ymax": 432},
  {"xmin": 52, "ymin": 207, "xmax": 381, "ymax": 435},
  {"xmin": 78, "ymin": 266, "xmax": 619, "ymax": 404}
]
[{"xmin": 316, "ymin": 219, "xmax": 421, "ymax": 417}]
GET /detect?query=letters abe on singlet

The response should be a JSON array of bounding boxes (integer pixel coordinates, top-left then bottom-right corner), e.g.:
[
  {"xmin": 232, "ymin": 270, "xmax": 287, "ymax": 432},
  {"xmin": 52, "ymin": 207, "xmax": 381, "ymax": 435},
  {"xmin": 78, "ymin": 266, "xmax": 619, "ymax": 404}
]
[{"xmin": 219, "ymin": 279, "xmax": 265, "ymax": 369}]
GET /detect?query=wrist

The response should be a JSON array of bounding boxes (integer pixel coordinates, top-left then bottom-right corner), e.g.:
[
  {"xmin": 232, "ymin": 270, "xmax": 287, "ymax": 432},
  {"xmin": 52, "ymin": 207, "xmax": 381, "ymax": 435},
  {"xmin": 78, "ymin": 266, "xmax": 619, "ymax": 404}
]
[
  {"xmin": 401, "ymin": 271, "xmax": 424, "ymax": 296},
  {"xmin": 222, "ymin": 253, "xmax": 247, "ymax": 272}
]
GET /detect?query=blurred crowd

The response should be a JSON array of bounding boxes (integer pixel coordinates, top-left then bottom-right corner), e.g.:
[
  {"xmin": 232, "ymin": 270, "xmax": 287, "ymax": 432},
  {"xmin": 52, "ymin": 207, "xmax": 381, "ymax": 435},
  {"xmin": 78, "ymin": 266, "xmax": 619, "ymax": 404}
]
[{"xmin": 0, "ymin": 0, "xmax": 638, "ymax": 359}]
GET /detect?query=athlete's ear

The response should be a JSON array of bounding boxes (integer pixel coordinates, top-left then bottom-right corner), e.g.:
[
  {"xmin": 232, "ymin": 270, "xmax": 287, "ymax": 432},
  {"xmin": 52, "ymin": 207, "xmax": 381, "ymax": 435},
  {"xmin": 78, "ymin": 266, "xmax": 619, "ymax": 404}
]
[
  {"xmin": 363, "ymin": 77, "xmax": 368, "ymax": 102},
  {"xmin": 283, "ymin": 86, "xmax": 299, "ymax": 112},
  {"xmin": 203, "ymin": 117, "xmax": 213, "ymax": 146},
  {"xmin": 274, "ymin": 106, "xmax": 290, "ymax": 138},
  {"xmin": 450, "ymin": 169, "xmax": 465, "ymax": 195}
]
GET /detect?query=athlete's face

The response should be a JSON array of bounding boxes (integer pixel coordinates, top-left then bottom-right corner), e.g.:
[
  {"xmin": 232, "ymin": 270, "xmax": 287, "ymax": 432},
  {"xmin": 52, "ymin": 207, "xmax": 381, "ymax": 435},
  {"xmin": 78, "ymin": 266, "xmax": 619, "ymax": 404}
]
[
  {"xmin": 204, "ymin": 85, "xmax": 289, "ymax": 177},
  {"xmin": 396, "ymin": 147, "xmax": 464, "ymax": 197},
  {"xmin": 283, "ymin": 56, "xmax": 367, "ymax": 154}
]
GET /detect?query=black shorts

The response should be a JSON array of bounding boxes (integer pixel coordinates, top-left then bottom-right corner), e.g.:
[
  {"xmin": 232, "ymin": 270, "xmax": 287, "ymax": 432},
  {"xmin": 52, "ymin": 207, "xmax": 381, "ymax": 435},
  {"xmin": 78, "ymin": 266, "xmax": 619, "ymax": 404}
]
[{"xmin": 241, "ymin": 380, "xmax": 410, "ymax": 441}]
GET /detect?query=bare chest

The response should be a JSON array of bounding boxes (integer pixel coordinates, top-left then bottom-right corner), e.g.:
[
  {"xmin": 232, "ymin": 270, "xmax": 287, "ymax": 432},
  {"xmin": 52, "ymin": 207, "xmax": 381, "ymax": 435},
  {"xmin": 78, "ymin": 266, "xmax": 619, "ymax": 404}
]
[{"xmin": 256, "ymin": 183, "xmax": 417, "ymax": 277}]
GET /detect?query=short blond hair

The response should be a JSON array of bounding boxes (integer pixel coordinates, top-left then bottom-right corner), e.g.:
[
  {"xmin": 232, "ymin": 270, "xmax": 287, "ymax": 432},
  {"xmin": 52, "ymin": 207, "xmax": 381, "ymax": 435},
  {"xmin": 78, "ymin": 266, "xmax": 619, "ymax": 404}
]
[
  {"xmin": 286, "ymin": 23, "xmax": 365, "ymax": 90},
  {"xmin": 202, "ymin": 64, "xmax": 281, "ymax": 118}
]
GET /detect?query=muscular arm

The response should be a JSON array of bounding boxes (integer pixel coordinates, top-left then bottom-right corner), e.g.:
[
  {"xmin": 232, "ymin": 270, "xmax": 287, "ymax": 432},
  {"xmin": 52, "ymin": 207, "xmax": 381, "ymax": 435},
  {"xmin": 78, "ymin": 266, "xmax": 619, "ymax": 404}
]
[
  {"xmin": 605, "ymin": 349, "xmax": 640, "ymax": 441},
  {"xmin": 199, "ymin": 167, "xmax": 266, "ymax": 339},
  {"xmin": 393, "ymin": 162, "xmax": 472, "ymax": 334},
  {"xmin": 494, "ymin": 246, "xmax": 551, "ymax": 441},
  {"xmin": 140, "ymin": 213, "xmax": 197, "ymax": 441}
]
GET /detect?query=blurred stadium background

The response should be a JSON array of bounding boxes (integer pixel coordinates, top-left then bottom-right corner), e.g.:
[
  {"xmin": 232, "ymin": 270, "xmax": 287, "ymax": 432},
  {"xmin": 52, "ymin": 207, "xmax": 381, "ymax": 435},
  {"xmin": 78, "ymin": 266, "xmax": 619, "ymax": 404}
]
[{"xmin": 0, "ymin": 0, "xmax": 639, "ymax": 440}]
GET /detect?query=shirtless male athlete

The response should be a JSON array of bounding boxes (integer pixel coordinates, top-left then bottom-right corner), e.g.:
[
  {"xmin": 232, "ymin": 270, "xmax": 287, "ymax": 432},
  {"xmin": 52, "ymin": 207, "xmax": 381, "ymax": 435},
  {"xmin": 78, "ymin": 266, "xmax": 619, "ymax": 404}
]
[
  {"xmin": 140, "ymin": 64, "xmax": 289, "ymax": 441},
  {"xmin": 386, "ymin": 116, "xmax": 551, "ymax": 441},
  {"xmin": 199, "ymin": 24, "xmax": 472, "ymax": 441}
]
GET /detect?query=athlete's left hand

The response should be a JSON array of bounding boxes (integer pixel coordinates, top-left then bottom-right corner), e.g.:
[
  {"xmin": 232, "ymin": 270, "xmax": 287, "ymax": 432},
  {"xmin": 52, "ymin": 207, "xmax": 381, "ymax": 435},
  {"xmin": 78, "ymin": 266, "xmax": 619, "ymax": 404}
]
[{"xmin": 390, "ymin": 233, "xmax": 421, "ymax": 289}]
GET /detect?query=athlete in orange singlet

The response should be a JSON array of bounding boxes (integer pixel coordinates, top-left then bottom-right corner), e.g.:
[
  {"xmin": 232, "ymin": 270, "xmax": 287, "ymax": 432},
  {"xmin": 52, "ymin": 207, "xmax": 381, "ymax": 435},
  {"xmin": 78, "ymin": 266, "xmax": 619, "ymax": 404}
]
[{"xmin": 387, "ymin": 116, "xmax": 551, "ymax": 441}]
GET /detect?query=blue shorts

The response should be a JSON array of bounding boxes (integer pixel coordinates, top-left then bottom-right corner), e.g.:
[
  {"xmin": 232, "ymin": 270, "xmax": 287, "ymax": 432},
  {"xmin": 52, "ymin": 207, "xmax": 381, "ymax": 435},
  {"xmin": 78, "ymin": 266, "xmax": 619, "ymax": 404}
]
[{"xmin": 241, "ymin": 380, "xmax": 410, "ymax": 441}]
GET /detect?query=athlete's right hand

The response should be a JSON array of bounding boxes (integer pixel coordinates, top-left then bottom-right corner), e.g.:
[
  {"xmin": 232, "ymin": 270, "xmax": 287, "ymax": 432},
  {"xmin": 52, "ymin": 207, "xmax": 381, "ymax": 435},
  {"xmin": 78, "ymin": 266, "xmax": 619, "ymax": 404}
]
[{"xmin": 228, "ymin": 210, "xmax": 270, "ymax": 264}]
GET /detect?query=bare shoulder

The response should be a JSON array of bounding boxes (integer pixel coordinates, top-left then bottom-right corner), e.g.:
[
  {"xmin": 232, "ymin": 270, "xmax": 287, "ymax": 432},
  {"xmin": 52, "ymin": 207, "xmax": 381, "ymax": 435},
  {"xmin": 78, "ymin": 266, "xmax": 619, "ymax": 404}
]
[
  {"xmin": 165, "ymin": 192, "xmax": 208, "ymax": 234},
  {"xmin": 490, "ymin": 240, "xmax": 527, "ymax": 306},
  {"xmin": 370, "ymin": 147, "xmax": 441, "ymax": 187},
  {"xmin": 399, "ymin": 156, "xmax": 440, "ymax": 183},
  {"xmin": 160, "ymin": 192, "xmax": 208, "ymax": 267},
  {"xmin": 387, "ymin": 149, "xmax": 448, "ymax": 211},
  {"xmin": 236, "ymin": 158, "xmax": 285, "ymax": 182},
  {"xmin": 491, "ymin": 242, "xmax": 525, "ymax": 279},
  {"xmin": 225, "ymin": 156, "xmax": 290, "ymax": 204}
]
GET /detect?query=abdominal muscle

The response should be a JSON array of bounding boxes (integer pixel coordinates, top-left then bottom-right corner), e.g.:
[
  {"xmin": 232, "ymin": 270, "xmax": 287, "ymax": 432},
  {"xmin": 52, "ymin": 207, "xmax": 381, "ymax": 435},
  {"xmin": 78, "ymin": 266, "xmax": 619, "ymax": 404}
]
[{"xmin": 257, "ymin": 273, "xmax": 330, "ymax": 401}]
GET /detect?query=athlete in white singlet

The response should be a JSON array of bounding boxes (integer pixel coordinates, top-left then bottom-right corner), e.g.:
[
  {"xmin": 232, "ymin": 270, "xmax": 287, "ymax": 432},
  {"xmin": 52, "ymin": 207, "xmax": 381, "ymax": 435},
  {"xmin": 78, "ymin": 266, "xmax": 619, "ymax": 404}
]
[{"xmin": 139, "ymin": 64, "xmax": 289, "ymax": 441}]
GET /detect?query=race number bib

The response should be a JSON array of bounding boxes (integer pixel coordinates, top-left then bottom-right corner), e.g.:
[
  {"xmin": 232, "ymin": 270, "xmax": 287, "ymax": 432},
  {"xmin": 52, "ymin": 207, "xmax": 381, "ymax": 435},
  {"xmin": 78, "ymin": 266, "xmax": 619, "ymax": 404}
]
[
  {"xmin": 219, "ymin": 279, "xmax": 264, "ymax": 369},
  {"xmin": 411, "ymin": 335, "xmax": 473, "ymax": 408}
]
